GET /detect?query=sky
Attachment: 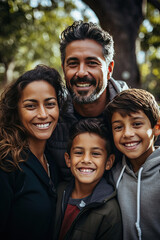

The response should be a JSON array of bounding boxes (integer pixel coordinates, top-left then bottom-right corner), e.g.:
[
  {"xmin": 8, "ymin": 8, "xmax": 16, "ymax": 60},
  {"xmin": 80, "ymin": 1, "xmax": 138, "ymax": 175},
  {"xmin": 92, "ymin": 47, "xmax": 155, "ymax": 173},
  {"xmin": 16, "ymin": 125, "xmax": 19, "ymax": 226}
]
[{"xmin": 30, "ymin": 0, "xmax": 99, "ymax": 23}]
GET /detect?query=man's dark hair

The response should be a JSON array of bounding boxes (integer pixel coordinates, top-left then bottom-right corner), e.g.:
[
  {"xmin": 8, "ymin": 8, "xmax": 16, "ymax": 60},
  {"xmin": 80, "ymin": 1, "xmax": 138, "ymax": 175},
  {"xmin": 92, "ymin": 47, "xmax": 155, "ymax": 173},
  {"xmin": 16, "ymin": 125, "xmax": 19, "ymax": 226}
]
[
  {"xmin": 60, "ymin": 20, "xmax": 114, "ymax": 65},
  {"xmin": 66, "ymin": 118, "xmax": 113, "ymax": 156}
]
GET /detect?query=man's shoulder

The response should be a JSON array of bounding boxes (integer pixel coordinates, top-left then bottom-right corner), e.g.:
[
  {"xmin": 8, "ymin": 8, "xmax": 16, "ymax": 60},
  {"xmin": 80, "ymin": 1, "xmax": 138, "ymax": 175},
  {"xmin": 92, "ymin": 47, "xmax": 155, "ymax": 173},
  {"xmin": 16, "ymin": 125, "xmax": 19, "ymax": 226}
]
[
  {"xmin": 108, "ymin": 77, "xmax": 128, "ymax": 100},
  {"xmin": 109, "ymin": 77, "xmax": 128, "ymax": 90}
]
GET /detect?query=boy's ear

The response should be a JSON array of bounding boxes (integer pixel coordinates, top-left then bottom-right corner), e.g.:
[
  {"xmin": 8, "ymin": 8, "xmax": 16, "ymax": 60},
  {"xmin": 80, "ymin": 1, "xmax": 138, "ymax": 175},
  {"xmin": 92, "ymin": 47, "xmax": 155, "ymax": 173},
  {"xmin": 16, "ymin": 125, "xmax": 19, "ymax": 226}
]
[
  {"xmin": 64, "ymin": 152, "xmax": 71, "ymax": 168},
  {"xmin": 105, "ymin": 154, "xmax": 115, "ymax": 170},
  {"xmin": 153, "ymin": 119, "xmax": 160, "ymax": 136}
]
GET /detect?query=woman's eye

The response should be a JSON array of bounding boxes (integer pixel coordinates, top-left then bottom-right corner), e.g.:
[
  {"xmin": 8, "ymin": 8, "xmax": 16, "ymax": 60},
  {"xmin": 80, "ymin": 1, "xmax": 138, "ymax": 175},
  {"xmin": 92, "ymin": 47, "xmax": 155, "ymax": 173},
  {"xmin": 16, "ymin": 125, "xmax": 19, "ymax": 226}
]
[
  {"xmin": 25, "ymin": 104, "xmax": 36, "ymax": 109},
  {"xmin": 46, "ymin": 102, "xmax": 57, "ymax": 107}
]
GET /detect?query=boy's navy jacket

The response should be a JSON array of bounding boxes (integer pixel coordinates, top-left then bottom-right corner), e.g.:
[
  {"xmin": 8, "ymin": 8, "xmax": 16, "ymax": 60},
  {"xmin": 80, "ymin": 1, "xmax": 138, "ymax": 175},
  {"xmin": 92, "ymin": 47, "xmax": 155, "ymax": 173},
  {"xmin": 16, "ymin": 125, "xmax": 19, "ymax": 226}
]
[
  {"xmin": 0, "ymin": 149, "xmax": 59, "ymax": 240},
  {"xmin": 111, "ymin": 147, "xmax": 160, "ymax": 240},
  {"xmin": 53, "ymin": 175, "xmax": 123, "ymax": 240}
]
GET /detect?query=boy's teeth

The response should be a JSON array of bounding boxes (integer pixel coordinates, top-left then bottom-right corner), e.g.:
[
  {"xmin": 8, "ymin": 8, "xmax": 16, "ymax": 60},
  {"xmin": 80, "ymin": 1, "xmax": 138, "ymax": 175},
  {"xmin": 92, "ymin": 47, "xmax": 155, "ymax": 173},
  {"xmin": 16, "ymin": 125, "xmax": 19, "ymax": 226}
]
[
  {"xmin": 125, "ymin": 142, "xmax": 138, "ymax": 147},
  {"xmin": 36, "ymin": 123, "xmax": 50, "ymax": 128},
  {"xmin": 79, "ymin": 168, "xmax": 94, "ymax": 173}
]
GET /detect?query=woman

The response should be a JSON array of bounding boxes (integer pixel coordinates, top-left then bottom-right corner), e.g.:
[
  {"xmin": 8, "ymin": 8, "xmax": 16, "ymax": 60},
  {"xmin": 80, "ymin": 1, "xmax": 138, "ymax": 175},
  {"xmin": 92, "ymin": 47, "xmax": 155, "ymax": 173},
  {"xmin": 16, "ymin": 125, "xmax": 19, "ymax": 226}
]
[{"xmin": 0, "ymin": 65, "xmax": 64, "ymax": 240}]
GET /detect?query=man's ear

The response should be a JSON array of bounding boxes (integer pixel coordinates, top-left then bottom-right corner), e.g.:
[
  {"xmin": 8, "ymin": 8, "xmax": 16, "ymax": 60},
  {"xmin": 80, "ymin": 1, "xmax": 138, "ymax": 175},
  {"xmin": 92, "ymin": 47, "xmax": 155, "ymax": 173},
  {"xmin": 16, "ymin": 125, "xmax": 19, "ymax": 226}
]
[
  {"xmin": 105, "ymin": 154, "xmax": 115, "ymax": 170},
  {"xmin": 64, "ymin": 152, "xmax": 71, "ymax": 168},
  {"xmin": 153, "ymin": 119, "xmax": 160, "ymax": 136},
  {"xmin": 107, "ymin": 61, "xmax": 114, "ymax": 79}
]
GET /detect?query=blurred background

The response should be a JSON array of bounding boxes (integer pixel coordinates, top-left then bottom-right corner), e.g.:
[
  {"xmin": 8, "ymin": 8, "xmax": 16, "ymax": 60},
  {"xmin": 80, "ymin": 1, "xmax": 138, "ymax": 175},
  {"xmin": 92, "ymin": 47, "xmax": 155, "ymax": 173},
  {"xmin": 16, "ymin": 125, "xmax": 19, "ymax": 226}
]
[{"xmin": 0, "ymin": 0, "xmax": 160, "ymax": 101}]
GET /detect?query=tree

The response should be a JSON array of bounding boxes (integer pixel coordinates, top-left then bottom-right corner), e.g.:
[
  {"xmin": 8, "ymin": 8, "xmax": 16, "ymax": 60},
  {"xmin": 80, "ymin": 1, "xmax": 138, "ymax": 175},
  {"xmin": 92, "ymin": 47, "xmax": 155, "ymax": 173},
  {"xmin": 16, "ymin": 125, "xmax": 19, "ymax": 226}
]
[
  {"xmin": 0, "ymin": 0, "xmax": 76, "ymax": 87},
  {"xmin": 81, "ymin": 0, "xmax": 160, "ymax": 89},
  {"xmin": 139, "ymin": 2, "xmax": 160, "ymax": 101}
]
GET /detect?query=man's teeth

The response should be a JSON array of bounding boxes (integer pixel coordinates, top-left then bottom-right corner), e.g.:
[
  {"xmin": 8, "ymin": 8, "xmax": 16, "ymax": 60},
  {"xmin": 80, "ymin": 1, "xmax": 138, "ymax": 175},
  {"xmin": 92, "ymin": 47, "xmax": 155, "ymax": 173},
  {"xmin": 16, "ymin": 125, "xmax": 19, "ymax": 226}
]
[
  {"xmin": 36, "ymin": 123, "xmax": 50, "ymax": 128},
  {"xmin": 76, "ymin": 83, "xmax": 91, "ymax": 87},
  {"xmin": 79, "ymin": 168, "xmax": 94, "ymax": 173},
  {"xmin": 124, "ymin": 142, "xmax": 139, "ymax": 147}
]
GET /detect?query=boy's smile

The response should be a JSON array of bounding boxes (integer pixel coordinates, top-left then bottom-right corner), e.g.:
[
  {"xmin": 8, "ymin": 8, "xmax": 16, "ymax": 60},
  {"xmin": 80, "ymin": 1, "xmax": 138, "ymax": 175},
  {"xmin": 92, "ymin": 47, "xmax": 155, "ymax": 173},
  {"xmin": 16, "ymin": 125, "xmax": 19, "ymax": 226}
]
[{"xmin": 111, "ymin": 110, "xmax": 155, "ymax": 170}]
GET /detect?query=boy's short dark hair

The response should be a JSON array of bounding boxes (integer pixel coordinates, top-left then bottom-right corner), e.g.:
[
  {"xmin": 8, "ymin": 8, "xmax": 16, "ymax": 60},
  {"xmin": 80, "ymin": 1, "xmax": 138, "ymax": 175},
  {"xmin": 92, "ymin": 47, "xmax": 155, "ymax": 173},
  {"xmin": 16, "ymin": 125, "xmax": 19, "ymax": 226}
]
[
  {"xmin": 106, "ymin": 88, "xmax": 160, "ymax": 128},
  {"xmin": 66, "ymin": 118, "xmax": 113, "ymax": 156}
]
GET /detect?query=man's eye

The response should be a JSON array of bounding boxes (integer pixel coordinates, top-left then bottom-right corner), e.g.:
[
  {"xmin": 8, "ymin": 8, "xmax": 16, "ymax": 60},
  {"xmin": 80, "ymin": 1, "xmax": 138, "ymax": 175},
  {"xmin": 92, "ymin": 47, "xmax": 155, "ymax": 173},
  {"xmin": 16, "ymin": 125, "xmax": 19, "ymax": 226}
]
[
  {"xmin": 88, "ymin": 61, "xmax": 98, "ymax": 66},
  {"xmin": 68, "ymin": 62, "xmax": 78, "ymax": 67}
]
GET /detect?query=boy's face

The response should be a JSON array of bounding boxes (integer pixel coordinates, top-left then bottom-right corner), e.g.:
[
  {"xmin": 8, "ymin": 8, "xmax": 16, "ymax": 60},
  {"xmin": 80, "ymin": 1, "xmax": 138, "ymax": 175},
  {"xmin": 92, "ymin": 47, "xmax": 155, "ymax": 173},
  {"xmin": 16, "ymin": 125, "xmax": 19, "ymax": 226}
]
[
  {"xmin": 111, "ymin": 110, "xmax": 155, "ymax": 169},
  {"xmin": 65, "ymin": 132, "xmax": 114, "ymax": 190}
]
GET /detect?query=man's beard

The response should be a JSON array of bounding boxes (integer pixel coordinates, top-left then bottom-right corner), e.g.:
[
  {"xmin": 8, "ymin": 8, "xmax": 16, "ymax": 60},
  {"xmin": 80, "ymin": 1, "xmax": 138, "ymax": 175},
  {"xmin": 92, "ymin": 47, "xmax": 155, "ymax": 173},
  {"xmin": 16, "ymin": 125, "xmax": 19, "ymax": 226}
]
[{"xmin": 68, "ymin": 76, "xmax": 107, "ymax": 104}]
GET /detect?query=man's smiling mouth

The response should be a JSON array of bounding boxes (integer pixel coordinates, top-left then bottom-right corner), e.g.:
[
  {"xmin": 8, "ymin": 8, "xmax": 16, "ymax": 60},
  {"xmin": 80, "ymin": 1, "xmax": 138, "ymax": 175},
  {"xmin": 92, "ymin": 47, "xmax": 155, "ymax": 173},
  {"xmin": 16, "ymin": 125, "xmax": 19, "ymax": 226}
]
[{"xmin": 76, "ymin": 83, "xmax": 92, "ymax": 87}]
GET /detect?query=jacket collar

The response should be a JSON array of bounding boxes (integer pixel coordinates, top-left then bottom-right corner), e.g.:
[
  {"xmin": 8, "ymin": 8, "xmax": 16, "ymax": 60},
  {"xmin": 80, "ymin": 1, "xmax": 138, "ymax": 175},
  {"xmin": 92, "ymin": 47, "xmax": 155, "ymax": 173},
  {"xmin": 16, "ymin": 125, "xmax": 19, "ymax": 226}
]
[{"xmin": 22, "ymin": 150, "xmax": 56, "ymax": 196}]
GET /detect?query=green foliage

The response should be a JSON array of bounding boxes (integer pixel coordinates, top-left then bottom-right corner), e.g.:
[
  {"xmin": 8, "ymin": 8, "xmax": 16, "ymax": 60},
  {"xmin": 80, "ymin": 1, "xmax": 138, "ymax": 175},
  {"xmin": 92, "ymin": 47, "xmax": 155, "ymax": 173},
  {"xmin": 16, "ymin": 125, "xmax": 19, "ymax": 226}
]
[
  {"xmin": 0, "ymin": 0, "xmax": 76, "ymax": 87},
  {"xmin": 139, "ymin": 3, "xmax": 160, "ymax": 101}
]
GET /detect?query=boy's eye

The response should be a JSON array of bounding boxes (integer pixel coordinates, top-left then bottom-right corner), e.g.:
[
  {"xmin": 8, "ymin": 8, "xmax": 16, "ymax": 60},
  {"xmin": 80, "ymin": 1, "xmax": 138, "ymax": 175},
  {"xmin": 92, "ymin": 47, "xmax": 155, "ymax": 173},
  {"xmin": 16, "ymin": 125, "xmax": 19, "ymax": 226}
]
[
  {"xmin": 133, "ymin": 122, "xmax": 143, "ymax": 127},
  {"xmin": 74, "ymin": 151, "xmax": 83, "ymax": 155},
  {"xmin": 113, "ymin": 125, "xmax": 123, "ymax": 132},
  {"xmin": 92, "ymin": 152, "xmax": 101, "ymax": 156}
]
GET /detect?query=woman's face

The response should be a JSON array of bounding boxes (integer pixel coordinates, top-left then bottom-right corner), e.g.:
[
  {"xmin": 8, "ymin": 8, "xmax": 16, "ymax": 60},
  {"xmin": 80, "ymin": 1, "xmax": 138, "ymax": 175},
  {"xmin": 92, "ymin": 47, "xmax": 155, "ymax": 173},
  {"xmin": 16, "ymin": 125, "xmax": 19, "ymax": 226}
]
[{"xmin": 18, "ymin": 80, "xmax": 59, "ymax": 144}]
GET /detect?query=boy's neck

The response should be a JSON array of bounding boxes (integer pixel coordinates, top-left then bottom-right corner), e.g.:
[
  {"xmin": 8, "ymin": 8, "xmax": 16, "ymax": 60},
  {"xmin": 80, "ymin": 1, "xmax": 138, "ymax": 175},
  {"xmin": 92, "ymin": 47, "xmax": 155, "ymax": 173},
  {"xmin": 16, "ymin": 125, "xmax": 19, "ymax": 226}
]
[
  {"xmin": 126, "ymin": 146, "xmax": 155, "ymax": 172},
  {"xmin": 71, "ymin": 182, "xmax": 97, "ymax": 199}
]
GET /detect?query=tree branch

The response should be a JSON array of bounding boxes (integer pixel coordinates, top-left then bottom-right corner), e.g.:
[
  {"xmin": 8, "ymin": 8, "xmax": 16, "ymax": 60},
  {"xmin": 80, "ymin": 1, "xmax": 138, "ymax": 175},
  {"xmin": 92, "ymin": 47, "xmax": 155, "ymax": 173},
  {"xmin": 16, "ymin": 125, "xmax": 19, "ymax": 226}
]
[{"xmin": 148, "ymin": 0, "xmax": 160, "ymax": 10}]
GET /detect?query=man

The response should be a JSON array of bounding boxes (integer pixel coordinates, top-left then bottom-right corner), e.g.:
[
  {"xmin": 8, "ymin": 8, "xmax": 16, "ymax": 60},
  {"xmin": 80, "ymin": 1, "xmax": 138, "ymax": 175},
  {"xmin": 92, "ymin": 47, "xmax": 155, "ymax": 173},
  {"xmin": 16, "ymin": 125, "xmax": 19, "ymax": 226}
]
[{"xmin": 47, "ymin": 20, "xmax": 128, "ymax": 180}]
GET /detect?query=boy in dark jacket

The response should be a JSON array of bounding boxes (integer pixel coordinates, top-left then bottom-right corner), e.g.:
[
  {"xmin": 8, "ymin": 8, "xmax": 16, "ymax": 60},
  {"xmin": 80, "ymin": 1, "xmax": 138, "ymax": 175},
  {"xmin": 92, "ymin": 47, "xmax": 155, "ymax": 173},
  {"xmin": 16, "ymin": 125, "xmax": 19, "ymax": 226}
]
[{"xmin": 54, "ymin": 118, "xmax": 122, "ymax": 240}]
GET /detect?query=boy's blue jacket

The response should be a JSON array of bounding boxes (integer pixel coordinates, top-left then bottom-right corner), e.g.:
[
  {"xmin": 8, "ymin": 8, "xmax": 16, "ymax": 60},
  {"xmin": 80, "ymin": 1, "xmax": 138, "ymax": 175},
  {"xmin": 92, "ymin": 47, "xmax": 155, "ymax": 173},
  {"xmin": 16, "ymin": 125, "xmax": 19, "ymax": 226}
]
[
  {"xmin": 111, "ymin": 147, "xmax": 160, "ymax": 240},
  {"xmin": 53, "ymin": 175, "xmax": 123, "ymax": 240}
]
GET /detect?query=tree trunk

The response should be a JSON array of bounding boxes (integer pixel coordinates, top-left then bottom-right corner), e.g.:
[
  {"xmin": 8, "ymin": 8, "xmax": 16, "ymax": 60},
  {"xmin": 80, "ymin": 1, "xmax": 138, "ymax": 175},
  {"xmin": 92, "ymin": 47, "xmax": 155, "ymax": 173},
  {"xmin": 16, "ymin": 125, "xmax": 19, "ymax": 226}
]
[{"xmin": 82, "ymin": 0, "xmax": 144, "ymax": 87}]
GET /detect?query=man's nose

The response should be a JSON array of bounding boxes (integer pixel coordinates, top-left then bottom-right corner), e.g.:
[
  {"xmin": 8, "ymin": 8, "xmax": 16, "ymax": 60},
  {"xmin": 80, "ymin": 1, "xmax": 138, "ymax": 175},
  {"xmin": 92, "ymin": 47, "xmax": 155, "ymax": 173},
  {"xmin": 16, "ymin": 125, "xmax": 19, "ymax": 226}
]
[{"xmin": 76, "ymin": 63, "xmax": 88, "ymax": 78}]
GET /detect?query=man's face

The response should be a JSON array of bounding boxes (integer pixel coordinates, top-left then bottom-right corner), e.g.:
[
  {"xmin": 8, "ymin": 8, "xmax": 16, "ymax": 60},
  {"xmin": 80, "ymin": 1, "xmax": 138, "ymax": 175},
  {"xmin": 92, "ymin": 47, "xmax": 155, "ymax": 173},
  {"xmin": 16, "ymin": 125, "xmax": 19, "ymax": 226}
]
[{"xmin": 63, "ymin": 39, "xmax": 114, "ymax": 104}]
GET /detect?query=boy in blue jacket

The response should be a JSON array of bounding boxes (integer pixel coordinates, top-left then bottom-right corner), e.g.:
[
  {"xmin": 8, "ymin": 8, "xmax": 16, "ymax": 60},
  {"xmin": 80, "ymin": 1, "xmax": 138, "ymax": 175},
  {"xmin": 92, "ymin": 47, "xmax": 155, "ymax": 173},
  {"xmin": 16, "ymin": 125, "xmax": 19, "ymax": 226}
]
[
  {"xmin": 105, "ymin": 88, "xmax": 160, "ymax": 240},
  {"xmin": 54, "ymin": 118, "xmax": 122, "ymax": 240}
]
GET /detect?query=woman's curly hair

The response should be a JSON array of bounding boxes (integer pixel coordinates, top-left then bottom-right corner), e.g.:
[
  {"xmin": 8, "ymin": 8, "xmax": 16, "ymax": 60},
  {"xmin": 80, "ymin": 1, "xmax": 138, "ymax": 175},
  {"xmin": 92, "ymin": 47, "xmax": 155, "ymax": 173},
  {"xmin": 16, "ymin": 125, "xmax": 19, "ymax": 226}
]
[{"xmin": 0, "ymin": 64, "xmax": 64, "ymax": 172}]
